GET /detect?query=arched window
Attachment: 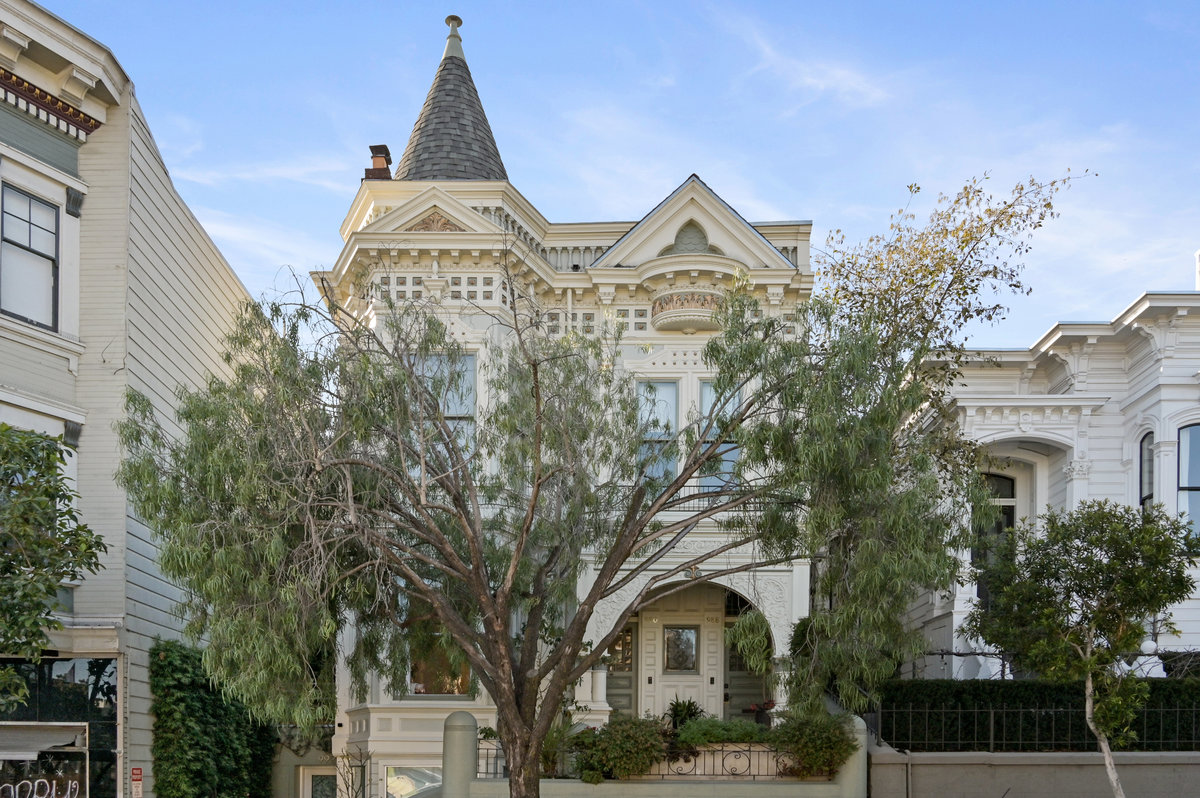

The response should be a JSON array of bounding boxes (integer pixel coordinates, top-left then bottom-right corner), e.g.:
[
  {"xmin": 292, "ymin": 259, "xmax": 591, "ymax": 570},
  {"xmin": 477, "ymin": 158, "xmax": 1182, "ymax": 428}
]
[
  {"xmin": 974, "ymin": 474, "xmax": 1016, "ymax": 605},
  {"xmin": 1140, "ymin": 432, "xmax": 1155, "ymax": 509},
  {"xmin": 1179, "ymin": 426, "xmax": 1200, "ymax": 530}
]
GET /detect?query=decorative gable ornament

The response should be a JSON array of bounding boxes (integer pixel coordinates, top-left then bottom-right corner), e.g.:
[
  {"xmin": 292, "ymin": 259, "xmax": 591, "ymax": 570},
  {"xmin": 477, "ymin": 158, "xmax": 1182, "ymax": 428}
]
[{"xmin": 407, "ymin": 210, "xmax": 466, "ymax": 233}]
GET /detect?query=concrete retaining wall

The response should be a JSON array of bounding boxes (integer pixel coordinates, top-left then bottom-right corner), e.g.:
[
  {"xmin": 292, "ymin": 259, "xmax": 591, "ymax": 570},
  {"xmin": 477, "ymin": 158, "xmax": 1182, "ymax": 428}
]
[{"xmin": 870, "ymin": 743, "xmax": 1200, "ymax": 797}]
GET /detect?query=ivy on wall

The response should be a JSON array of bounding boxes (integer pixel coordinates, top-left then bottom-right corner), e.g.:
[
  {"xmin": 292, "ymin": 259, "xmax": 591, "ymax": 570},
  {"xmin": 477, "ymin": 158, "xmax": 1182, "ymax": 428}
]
[{"xmin": 149, "ymin": 640, "xmax": 277, "ymax": 798}]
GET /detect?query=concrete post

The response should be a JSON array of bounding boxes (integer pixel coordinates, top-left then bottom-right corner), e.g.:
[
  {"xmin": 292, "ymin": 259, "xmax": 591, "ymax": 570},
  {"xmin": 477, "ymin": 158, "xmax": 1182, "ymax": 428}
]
[
  {"xmin": 591, "ymin": 665, "xmax": 608, "ymax": 706},
  {"xmin": 442, "ymin": 710, "xmax": 478, "ymax": 798},
  {"xmin": 838, "ymin": 715, "xmax": 869, "ymax": 798}
]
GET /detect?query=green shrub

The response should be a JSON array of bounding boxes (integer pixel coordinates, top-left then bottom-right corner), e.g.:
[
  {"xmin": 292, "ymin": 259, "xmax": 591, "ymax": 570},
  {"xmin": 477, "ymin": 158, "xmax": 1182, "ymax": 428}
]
[
  {"xmin": 666, "ymin": 697, "xmax": 707, "ymax": 729},
  {"xmin": 149, "ymin": 640, "xmax": 278, "ymax": 798},
  {"xmin": 767, "ymin": 713, "xmax": 858, "ymax": 779},
  {"xmin": 676, "ymin": 717, "xmax": 767, "ymax": 746},
  {"xmin": 572, "ymin": 714, "xmax": 666, "ymax": 781}
]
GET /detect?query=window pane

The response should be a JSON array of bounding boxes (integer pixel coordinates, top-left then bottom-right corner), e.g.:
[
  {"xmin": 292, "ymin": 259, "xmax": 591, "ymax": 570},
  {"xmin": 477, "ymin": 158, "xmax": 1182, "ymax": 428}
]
[
  {"xmin": 1180, "ymin": 489, "xmax": 1200, "ymax": 533},
  {"xmin": 30, "ymin": 225, "xmax": 55, "ymax": 256},
  {"xmin": 410, "ymin": 646, "xmax": 469, "ymax": 695},
  {"xmin": 700, "ymin": 380, "xmax": 717, "ymax": 416},
  {"xmin": 1182, "ymin": 427, "xmax": 1200, "ymax": 489},
  {"xmin": 640, "ymin": 441, "xmax": 675, "ymax": 482},
  {"xmin": 29, "ymin": 198, "xmax": 55, "ymax": 233},
  {"xmin": 2, "ymin": 241, "xmax": 54, "ymax": 325},
  {"xmin": 1141, "ymin": 433, "xmax": 1155, "ymax": 503},
  {"xmin": 664, "ymin": 627, "xmax": 697, "ymax": 672},
  {"xmin": 984, "ymin": 474, "xmax": 1015, "ymax": 499},
  {"xmin": 443, "ymin": 354, "xmax": 476, "ymax": 418},
  {"xmin": 640, "ymin": 381, "xmax": 677, "ymax": 430},
  {"xmin": 311, "ymin": 775, "xmax": 337, "ymax": 798},
  {"xmin": 3, "ymin": 211, "xmax": 29, "ymax": 247},
  {"xmin": 700, "ymin": 445, "xmax": 738, "ymax": 491},
  {"xmin": 3, "ymin": 186, "xmax": 29, "ymax": 220},
  {"xmin": 606, "ymin": 626, "xmax": 634, "ymax": 672}
]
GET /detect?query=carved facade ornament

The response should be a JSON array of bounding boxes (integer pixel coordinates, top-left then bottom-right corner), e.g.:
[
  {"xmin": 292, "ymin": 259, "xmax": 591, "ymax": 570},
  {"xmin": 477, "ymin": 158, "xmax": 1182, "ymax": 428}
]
[
  {"xmin": 1063, "ymin": 459, "xmax": 1092, "ymax": 481},
  {"xmin": 406, "ymin": 210, "xmax": 466, "ymax": 233}
]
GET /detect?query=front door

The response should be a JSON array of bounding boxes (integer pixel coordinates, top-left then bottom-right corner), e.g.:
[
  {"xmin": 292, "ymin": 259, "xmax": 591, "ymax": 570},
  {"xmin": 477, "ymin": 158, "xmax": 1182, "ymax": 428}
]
[{"xmin": 637, "ymin": 583, "xmax": 725, "ymax": 717}]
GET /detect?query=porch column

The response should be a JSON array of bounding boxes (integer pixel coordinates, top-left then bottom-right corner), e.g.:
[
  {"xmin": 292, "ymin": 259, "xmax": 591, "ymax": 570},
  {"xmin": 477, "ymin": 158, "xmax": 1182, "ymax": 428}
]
[{"xmin": 574, "ymin": 670, "xmax": 593, "ymax": 704}]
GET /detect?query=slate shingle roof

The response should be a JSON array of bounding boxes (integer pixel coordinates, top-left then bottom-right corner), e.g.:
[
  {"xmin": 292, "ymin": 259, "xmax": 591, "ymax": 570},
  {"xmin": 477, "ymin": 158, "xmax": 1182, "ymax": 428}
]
[{"xmin": 395, "ymin": 54, "xmax": 508, "ymax": 182}]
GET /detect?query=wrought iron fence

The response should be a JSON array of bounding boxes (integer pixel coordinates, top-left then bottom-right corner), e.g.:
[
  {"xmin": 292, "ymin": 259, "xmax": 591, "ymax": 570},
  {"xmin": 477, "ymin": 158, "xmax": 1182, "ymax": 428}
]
[
  {"xmin": 879, "ymin": 704, "xmax": 1200, "ymax": 752},
  {"xmin": 475, "ymin": 739, "xmax": 802, "ymax": 780},
  {"xmin": 645, "ymin": 742, "xmax": 802, "ymax": 780},
  {"xmin": 477, "ymin": 739, "xmax": 506, "ymax": 778}
]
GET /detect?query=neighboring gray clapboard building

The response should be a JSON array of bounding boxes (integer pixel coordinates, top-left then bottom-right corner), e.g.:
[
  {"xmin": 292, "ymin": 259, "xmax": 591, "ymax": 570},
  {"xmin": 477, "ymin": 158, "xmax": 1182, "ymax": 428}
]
[{"xmin": 0, "ymin": 2, "xmax": 247, "ymax": 798}]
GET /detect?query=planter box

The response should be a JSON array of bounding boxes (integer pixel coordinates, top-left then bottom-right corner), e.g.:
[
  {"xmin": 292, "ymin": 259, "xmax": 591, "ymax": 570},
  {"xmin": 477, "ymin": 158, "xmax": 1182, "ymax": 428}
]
[{"xmin": 632, "ymin": 743, "xmax": 827, "ymax": 781}]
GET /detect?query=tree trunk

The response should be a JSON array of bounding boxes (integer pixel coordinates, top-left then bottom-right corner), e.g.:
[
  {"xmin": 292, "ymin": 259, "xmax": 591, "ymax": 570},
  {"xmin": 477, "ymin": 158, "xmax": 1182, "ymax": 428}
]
[
  {"xmin": 1084, "ymin": 671, "xmax": 1126, "ymax": 798},
  {"xmin": 505, "ymin": 749, "xmax": 541, "ymax": 798}
]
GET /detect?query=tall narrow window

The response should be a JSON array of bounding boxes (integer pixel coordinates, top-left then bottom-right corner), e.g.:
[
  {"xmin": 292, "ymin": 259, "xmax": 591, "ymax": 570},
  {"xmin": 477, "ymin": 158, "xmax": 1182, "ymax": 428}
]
[
  {"xmin": 1178, "ymin": 426, "xmax": 1200, "ymax": 530},
  {"xmin": 699, "ymin": 380, "xmax": 737, "ymax": 492},
  {"xmin": 442, "ymin": 353, "xmax": 476, "ymax": 446},
  {"xmin": 974, "ymin": 474, "xmax": 1016, "ymax": 606},
  {"xmin": 1140, "ymin": 432, "xmax": 1155, "ymax": 509},
  {"xmin": 639, "ymin": 381, "xmax": 677, "ymax": 481},
  {"xmin": 0, "ymin": 186, "xmax": 58, "ymax": 329}
]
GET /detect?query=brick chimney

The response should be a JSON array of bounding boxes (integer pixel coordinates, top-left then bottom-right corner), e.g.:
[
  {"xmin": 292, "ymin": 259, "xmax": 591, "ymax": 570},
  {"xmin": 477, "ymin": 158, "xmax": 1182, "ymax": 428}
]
[{"xmin": 364, "ymin": 144, "xmax": 392, "ymax": 180}]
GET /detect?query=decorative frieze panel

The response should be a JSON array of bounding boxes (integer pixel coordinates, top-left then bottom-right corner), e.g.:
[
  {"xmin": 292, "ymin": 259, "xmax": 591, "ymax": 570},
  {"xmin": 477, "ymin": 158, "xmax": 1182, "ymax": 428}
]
[{"xmin": 650, "ymin": 289, "xmax": 722, "ymax": 332}]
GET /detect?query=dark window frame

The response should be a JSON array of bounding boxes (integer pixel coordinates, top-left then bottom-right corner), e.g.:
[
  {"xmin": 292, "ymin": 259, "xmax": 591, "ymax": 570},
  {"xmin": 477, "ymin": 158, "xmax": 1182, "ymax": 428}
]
[
  {"xmin": 1140, "ymin": 432, "xmax": 1155, "ymax": 509},
  {"xmin": 0, "ymin": 184, "xmax": 59, "ymax": 331}
]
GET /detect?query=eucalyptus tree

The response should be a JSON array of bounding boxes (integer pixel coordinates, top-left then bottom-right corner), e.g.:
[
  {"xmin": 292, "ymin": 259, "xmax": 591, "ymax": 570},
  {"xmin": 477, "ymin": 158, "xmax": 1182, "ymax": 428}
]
[{"xmin": 117, "ymin": 175, "xmax": 1068, "ymax": 798}]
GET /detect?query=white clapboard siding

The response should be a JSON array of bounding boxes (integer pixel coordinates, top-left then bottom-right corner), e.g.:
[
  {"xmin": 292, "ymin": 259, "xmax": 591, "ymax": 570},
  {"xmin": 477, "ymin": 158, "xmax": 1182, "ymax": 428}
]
[{"xmin": 119, "ymin": 96, "xmax": 247, "ymax": 798}]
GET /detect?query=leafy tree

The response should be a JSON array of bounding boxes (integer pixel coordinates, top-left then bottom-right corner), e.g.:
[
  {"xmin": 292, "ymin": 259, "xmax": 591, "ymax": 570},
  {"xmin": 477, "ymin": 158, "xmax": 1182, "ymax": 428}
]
[
  {"xmin": 962, "ymin": 501, "xmax": 1200, "ymax": 798},
  {"xmin": 0, "ymin": 423, "xmax": 107, "ymax": 710},
  {"xmin": 787, "ymin": 174, "xmax": 1074, "ymax": 710},
  {"xmin": 116, "ymin": 175, "xmax": 1066, "ymax": 798}
]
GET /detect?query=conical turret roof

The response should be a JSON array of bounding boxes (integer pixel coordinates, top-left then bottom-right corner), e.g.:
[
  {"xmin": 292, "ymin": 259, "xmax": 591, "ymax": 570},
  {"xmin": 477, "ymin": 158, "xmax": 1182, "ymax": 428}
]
[{"xmin": 394, "ymin": 16, "xmax": 508, "ymax": 182}]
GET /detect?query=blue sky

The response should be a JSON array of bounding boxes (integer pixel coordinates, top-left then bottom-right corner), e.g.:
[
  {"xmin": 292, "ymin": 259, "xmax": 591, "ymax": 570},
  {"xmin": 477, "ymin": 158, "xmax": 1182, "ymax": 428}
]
[{"xmin": 41, "ymin": 0, "xmax": 1200, "ymax": 347}]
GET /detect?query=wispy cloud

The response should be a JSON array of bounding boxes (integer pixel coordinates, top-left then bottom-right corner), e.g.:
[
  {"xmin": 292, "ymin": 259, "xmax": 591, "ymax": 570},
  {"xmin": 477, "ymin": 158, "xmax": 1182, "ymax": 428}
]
[
  {"xmin": 174, "ymin": 154, "xmax": 360, "ymax": 194},
  {"xmin": 709, "ymin": 6, "xmax": 889, "ymax": 109},
  {"xmin": 193, "ymin": 207, "xmax": 340, "ymax": 298},
  {"xmin": 524, "ymin": 102, "xmax": 787, "ymax": 222}
]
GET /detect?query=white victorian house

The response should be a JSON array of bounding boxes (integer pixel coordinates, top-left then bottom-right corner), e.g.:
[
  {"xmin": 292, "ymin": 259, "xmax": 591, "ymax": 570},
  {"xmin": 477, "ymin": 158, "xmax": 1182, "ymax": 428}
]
[
  {"xmin": 316, "ymin": 17, "xmax": 813, "ymax": 786},
  {"xmin": 317, "ymin": 14, "xmax": 1200, "ymax": 798},
  {"xmin": 912, "ymin": 290, "xmax": 1200, "ymax": 680}
]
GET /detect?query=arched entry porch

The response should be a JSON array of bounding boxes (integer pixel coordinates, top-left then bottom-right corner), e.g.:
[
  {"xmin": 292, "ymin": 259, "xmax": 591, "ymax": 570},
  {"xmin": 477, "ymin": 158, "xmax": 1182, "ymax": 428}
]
[{"xmin": 603, "ymin": 582, "xmax": 775, "ymax": 721}]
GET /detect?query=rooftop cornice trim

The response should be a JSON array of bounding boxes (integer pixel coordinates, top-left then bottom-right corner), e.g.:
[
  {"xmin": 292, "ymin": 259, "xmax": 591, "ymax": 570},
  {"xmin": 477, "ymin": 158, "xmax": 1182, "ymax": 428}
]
[
  {"xmin": 0, "ymin": 65, "xmax": 100, "ymax": 140},
  {"xmin": 953, "ymin": 395, "xmax": 1110, "ymax": 409}
]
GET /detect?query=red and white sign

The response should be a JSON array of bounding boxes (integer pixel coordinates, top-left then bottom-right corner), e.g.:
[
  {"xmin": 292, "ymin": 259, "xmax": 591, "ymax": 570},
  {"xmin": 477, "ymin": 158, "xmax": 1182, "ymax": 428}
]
[
  {"xmin": 131, "ymin": 769, "xmax": 142, "ymax": 782},
  {"xmin": 131, "ymin": 768, "xmax": 143, "ymax": 798}
]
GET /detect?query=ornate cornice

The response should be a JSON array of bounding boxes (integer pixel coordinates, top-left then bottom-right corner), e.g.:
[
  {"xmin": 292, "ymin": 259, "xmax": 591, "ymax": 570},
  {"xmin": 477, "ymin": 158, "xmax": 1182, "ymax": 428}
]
[{"xmin": 0, "ymin": 67, "xmax": 101, "ymax": 141}]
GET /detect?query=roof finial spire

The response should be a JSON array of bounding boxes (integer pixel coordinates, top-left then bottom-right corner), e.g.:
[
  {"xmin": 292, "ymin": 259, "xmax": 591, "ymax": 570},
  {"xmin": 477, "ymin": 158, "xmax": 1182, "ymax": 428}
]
[{"xmin": 443, "ymin": 15, "xmax": 464, "ymax": 60}]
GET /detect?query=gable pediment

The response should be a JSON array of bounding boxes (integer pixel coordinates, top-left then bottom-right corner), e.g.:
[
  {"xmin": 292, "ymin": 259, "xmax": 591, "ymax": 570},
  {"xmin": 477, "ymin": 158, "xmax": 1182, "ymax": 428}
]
[
  {"xmin": 359, "ymin": 185, "xmax": 501, "ymax": 236},
  {"xmin": 590, "ymin": 175, "xmax": 792, "ymax": 271}
]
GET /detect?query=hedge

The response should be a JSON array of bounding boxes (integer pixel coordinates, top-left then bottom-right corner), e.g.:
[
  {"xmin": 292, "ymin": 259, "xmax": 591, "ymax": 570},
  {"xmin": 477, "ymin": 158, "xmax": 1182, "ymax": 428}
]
[
  {"xmin": 878, "ymin": 679, "xmax": 1200, "ymax": 752},
  {"xmin": 149, "ymin": 640, "xmax": 277, "ymax": 798}
]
